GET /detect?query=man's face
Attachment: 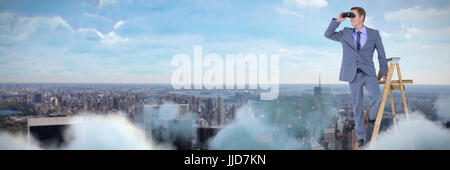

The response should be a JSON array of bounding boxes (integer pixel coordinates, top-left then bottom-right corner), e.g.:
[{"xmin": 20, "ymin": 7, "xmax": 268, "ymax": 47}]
[{"xmin": 350, "ymin": 9, "xmax": 364, "ymax": 27}]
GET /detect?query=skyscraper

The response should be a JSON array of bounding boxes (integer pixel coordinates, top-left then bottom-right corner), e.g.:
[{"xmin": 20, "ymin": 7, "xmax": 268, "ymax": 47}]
[
  {"xmin": 113, "ymin": 97, "xmax": 120, "ymax": 110},
  {"xmin": 34, "ymin": 93, "xmax": 41, "ymax": 103},
  {"xmin": 313, "ymin": 75, "xmax": 334, "ymax": 143},
  {"xmin": 231, "ymin": 104, "xmax": 237, "ymax": 121},
  {"xmin": 197, "ymin": 97, "xmax": 202, "ymax": 114},
  {"xmin": 191, "ymin": 96, "xmax": 197, "ymax": 113},
  {"xmin": 218, "ymin": 94, "xmax": 225, "ymax": 126},
  {"xmin": 206, "ymin": 98, "xmax": 215, "ymax": 125}
]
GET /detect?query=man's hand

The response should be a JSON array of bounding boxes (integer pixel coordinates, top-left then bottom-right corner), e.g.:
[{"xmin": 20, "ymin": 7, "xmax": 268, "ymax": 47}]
[
  {"xmin": 381, "ymin": 76, "xmax": 387, "ymax": 82},
  {"xmin": 337, "ymin": 12, "xmax": 346, "ymax": 22}
]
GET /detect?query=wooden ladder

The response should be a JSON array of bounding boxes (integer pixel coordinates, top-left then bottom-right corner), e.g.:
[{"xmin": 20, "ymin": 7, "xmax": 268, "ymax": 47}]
[{"xmin": 353, "ymin": 57, "xmax": 413, "ymax": 150}]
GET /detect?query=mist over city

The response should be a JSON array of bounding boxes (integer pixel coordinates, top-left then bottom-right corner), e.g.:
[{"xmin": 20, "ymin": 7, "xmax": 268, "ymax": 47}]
[{"xmin": 1, "ymin": 83, "xmax": 449, "ymax": 150}]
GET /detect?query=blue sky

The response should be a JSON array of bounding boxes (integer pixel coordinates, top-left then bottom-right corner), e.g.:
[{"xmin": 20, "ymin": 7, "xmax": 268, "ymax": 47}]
[{"xmin": 0, "ymin": 0, "xmax": 449, "ymax": 84}]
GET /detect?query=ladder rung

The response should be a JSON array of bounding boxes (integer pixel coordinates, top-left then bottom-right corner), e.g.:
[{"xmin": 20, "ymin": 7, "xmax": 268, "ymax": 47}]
[
  {"xmin": 390, "ymin": 84, "xmax": 405, "ymax": 90},
  {"xmin": 386, "ymin": 57, "xmax": 400, "ymax": 63},
  {"xmin": 379, "ymin": 80, "xmax": 413, "ymax": 84}
]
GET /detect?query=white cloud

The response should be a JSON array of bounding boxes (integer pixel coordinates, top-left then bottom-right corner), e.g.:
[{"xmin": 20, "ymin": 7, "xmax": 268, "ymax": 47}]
[
  {"xmin": 434, "ymin": 96, "xmax": 450, "ymax": 121},
  {"xmin": 276, "ymin": 0, "xmax": 327, "ymax": 23},
  {"xmin": 209, "ymin": 105, "xmax": 306, "ymax": 149},
  {"xmin": 98, "ymin": 0, "xmax": 117, "ymax": 9},
  {"xmin": 364, "ymin": 16, "xmax": 376, "ymax": 28},
  {"xmin": 98, "ymin": 0, "xmax": 133, "ymax": 9},
  {"xmin": 96, "ymin": 30, "xmax": 129, "ymax": 44},
  {"xmin": 384, "ymin": 6, "xmax": 450, "ymax": 43},
  {"xmin": 113, "ymin": 20, "xmax": 125, "ymax": 29},
  {"xmin": 65, "ymin": 114, "xmax": 156, "ymax": 150},
  {"xmin": 83, "ymin": 20, "xmax": 128, "ymax": 45},
  {"xmin": 284, "ymin": 0, "xmax": 328, "ymax": 9},
  {"xmin": 95, "ymin": 20, "xmax": 129, "ymax": 45},
  {"xmin": 0, "ymin": 12, "xmax": 73, "ymax": 41},
  {"xmin": 380, "ymin": 31, "xmax": 391, "ymax": 39},
  {"xmin": 0, "ymin": 132, "xmax": 42, "ymax": 150},
  {"xmin": 400, "ymin": 25, "xmax": 450, "ymax": 42},
  {"xmin": 83, "ymin": 12, "xmax": 114, "ymax": 23},
  {"xmin": 369, "ymin": 112, "xmax": 450, "ymax": 150},
  {"xmin": 385, "ymin": 5, "xmax": 450, "ymax": 22},
  {"xmin": 0, "ymin": 12, "xmax": 129, "ymax": 45},
  {"xmin": 275, "ymin": 6, "xmax": 303, "ymax": 18}
]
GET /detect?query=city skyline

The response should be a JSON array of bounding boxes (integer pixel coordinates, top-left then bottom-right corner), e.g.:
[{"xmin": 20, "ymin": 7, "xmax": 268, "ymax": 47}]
[
  {"xmin": 1, "ymin": 81, "xmax": 447, "ymax": 150},
  {"xmin": 0, "ymin": 0, "xmax": 449, "ymax": 85}
]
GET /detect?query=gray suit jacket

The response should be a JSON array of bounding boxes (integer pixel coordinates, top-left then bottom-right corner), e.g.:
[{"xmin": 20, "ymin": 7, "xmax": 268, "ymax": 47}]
[{"xmin": 324, "ymin": 18, "xmax": 388, "ymax": 82}]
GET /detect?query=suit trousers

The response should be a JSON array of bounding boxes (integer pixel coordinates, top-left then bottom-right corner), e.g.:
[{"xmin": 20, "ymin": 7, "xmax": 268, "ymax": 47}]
[{"xmin": 349, "ymin": 70, "xmax": 382, "ymax": 140}]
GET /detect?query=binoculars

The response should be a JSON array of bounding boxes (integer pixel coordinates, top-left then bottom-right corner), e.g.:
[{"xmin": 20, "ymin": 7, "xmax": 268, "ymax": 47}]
[{"xmin": 341, "ymin": 12, "xmax": 355, "ymax": 18}]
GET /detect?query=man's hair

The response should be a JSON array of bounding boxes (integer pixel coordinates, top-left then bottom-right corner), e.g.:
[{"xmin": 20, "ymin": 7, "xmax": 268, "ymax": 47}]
[{"xmin": 351, "ymin": 7, "xmax": 366, "ymax": 22}]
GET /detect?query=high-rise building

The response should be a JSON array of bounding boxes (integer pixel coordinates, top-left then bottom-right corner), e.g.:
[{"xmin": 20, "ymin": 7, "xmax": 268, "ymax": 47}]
[
  {"xmin": 324, "ymin": 128, "xmax": 336, "ymax": 150},
  {"xmin": 28, "ymin": 116, "xmax": 73, "ymax": 149},
  {"xmin": 191, "ymin": 96, "xmax": 197, "ymax": 113},
  {"xmin": 218, "ymin": 94, "xmax": 225, "ymax": 126},
  {"xmin": 57, "ymin": 96, "xmax": 63, "ymax": 106},
  {"xmin": 113, "ymin": 97, "xmax": 120, "ymax": 110},
  {"xmin": 135, "ymin": 95, "xmax": 140, "ymax": 104},
  {"xmin": 206, "ymin": 98, "xmax": 216, "ymax": 125},
  {"xmin": 342, "ymin": 119, "xmax": 356, "ymax": 150},
  {"xmin": 231, "ymin": 104, "xmax": 237, "ymax": 121},
  {"xmin": 240, "ymin": 95, "xmax": 248, "ymax": 106},
  {"xmin": 34, "ymin": 93, "xmax": 41, "ymax": 103},
  {"xmin": 313, "ymin": 75, "xmax": 334, "ymax": 142},
  {"xmin": 197, "ymin": 97, "xmax": 202, "ymax": 114},
  {"xmin": 143, "ymin": 104, "xmax": 192, "ymax": 149}
]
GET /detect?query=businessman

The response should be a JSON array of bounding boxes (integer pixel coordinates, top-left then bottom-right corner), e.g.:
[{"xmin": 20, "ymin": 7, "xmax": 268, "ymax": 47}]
[{"xmin": 324, "ymin": 7, "xmax": 388, "ymax": 148}]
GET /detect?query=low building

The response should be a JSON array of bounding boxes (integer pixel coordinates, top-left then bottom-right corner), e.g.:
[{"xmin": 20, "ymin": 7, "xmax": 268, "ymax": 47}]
[{"xmin": 27, "ymin": 116, "xmax": 74, "ymax": 149}]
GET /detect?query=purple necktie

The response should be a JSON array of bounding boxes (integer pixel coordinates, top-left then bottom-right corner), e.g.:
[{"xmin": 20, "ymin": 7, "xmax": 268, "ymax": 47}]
[{"xmin": 357, "ymin": 31, "xmax": 361, "ymax": 51}]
